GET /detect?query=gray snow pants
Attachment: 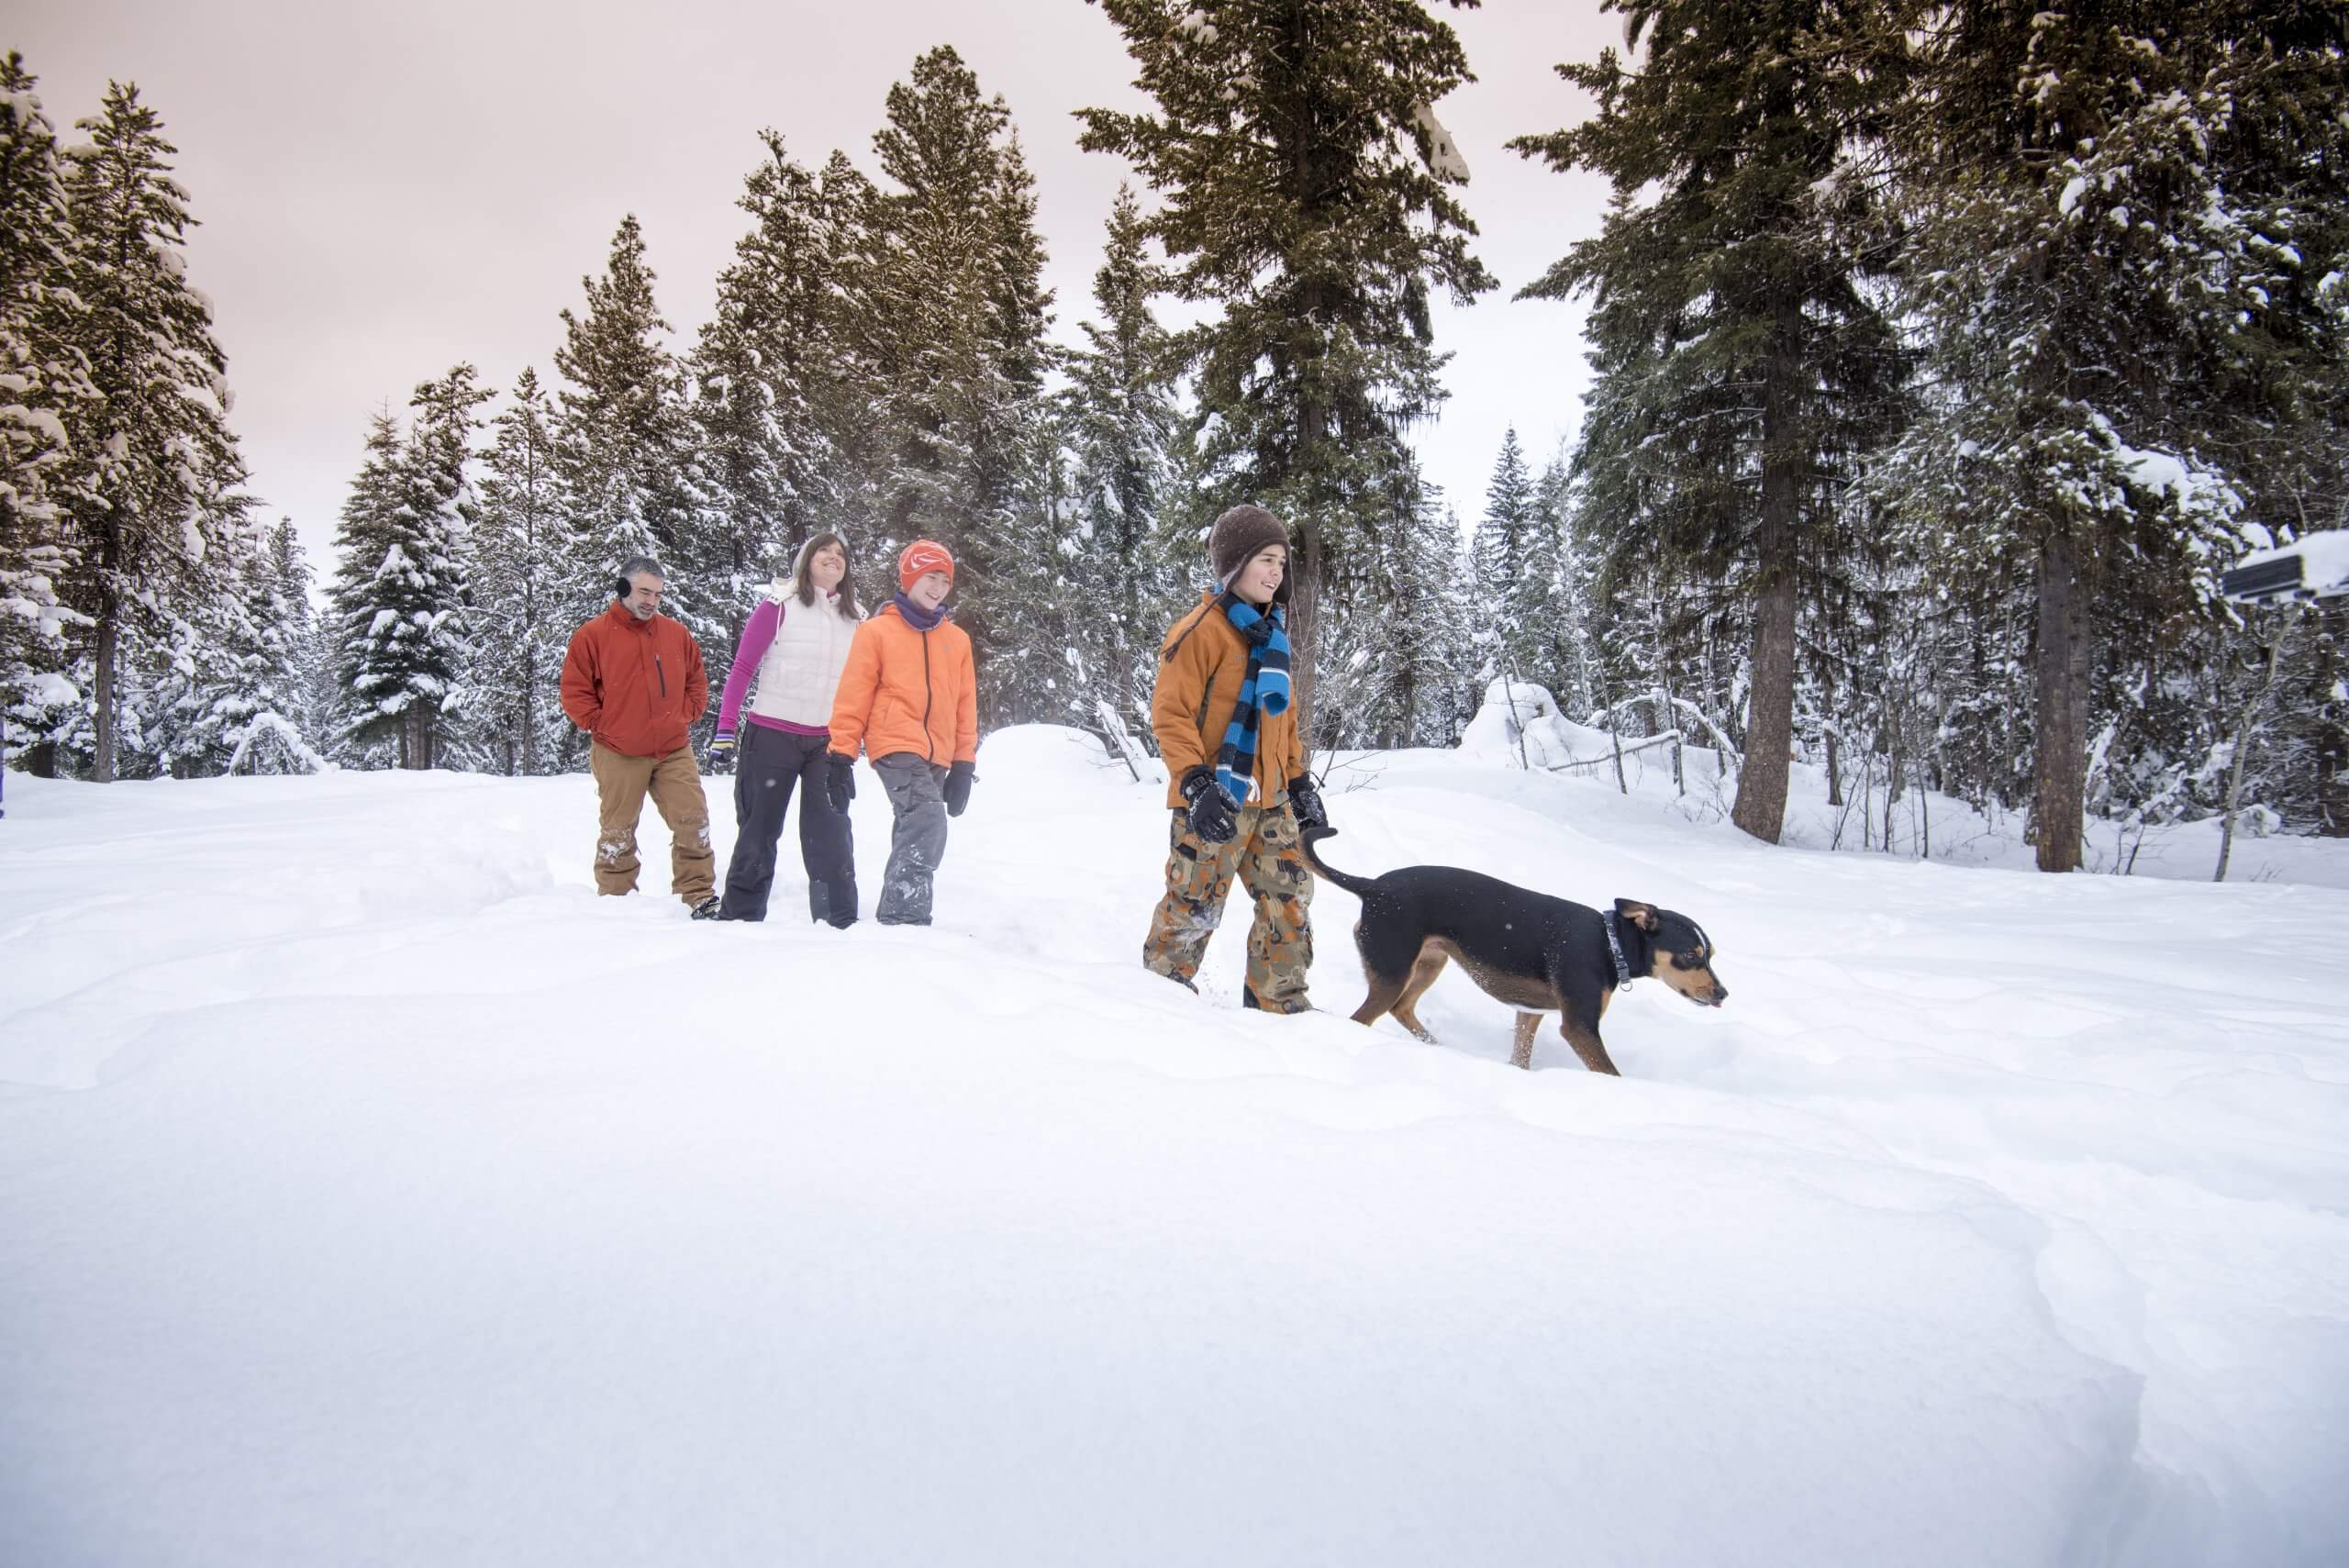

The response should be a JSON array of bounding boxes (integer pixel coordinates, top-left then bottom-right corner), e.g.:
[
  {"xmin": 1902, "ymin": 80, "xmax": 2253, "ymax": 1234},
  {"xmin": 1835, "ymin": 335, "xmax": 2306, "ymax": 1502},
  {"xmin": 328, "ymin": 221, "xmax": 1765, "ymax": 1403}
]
[{"xmin": 872, "ymin": 751, "xmax": 951, "ymax": 926}]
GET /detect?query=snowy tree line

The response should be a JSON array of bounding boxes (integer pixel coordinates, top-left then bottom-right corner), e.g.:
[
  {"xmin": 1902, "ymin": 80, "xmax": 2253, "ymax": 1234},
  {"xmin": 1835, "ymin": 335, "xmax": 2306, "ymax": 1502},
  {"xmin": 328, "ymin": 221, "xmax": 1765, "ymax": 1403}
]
[
  {"xmin": 1507, "ymin": 0, "xmax": 2349, "ymax": 864},
  {"xmin": 6, "ymin": 4, "xmax": 2343, "ymax": 869}
]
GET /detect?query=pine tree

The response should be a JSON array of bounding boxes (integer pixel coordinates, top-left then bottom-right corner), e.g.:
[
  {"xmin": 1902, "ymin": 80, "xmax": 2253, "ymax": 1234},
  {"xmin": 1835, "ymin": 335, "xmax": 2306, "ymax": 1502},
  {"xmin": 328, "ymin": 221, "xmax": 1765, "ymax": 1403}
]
[
  {"xmin": 1878, "ymin": 0, "xmax": 2346, "ymax": 868},
  {"xmin": 235, "ymin": 516, "xmax": 325, "ymax": 773},
  {"xmin": 470, "ymin": 368, "xmax": 569, "ymax": 774},
  {"xmin": 854, "ymin": 46, "xmax": 1057, "ymax": 706},
  {"xmin": 1526, "ymin": 448, "xmax": 1594, "ymax": 716},
  {"xmin": 144, "ymin": 464, "xmax": 321, "ymax": 776},
  {"xmin": 1064, "ymin": 184, "xmax": 1182, "ymax": 732},
  {"xmin": 552, "ymin": 216, "xmax": 704, "ymax": 645},
  {"xmin": 328, "ymin": 401, "xmax": 469, "ymax": 770},
  {"xmin": 1341, "ymin": 465, "xmax": 1477, "ymax": 746},
  {"xmin": 685, "ymin": 130, "xmax": 863, "ymax": 639},
  {"xmin": 1513, "ymin": 0, "xmax": 1911, "ymax": 843},
  {"xmin": 0, "ymin": 54, "xmax": 90, "ymax": 768},
  {"xmin": 1470, "ymin": 426, "xmax": 1535, "ymax": 679},
  {"xmin": 1080, "ymin": 0, "xmax": 1497, "ymax": 737},
  {"xmin": 51, "ymin": 82, "xmax": 241, "ymax": 782}
]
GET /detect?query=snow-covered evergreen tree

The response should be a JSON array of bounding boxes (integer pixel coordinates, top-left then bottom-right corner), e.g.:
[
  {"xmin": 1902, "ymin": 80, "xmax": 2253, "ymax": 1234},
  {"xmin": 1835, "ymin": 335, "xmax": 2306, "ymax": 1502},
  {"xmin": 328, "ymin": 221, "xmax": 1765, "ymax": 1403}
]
[
  {"xmin": 0, "ymin": 54, "xmax": 90, "ymax": 768},
  {"xmin": 143, "ymin": 460, "xmax": 322, "ymax": 776},
  {"xmin": 1325, "ymin": 466, "xmax": 1477, "ymax": 748},
  {"xmin": 50, "ymin": 81, "xmax": 240, "ymax": 782},
  {"xmin": 327, "ymin": 399, "xmax": 470, "ymax": 771},
  {"xmin": 1525, "ymin": 448, "xmax": 1594, "ymax": 717},
  {"xmin": 469, "ymin": 368, "xmax": 568, "ymax": 775},
  {"xmin": 685, "ymin": 130, "xmax": 865, "ymax": 644},
  {"xmin": 1876, "ymin": 0, "xmax": 2345, "ymax": 867},
  {"xmin": 1063, "ymin": 184, "xmax": 1183, "ymax": 735},
  {"xmin": 854, "ymin": 46, "xmax": 1056, "ymax": 705},
  {"xmin": 1080, "ymin": 0, "xmax": 1497, "ymax": 735},
  {"xmin": 552, "ymin": 216, "xmax": 705, "ymax": 646},
  {"xmin": 1513, "ymin": 0, "xmax": 1910, "ymax": 843}
]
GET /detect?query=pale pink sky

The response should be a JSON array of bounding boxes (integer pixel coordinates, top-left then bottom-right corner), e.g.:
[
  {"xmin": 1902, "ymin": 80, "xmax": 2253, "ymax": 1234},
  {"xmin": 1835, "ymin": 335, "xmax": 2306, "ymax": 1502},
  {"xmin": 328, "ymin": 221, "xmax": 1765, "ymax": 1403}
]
[{"xmin": 17, "ymin": 0, "xmax": 1612, "ymax": 571}]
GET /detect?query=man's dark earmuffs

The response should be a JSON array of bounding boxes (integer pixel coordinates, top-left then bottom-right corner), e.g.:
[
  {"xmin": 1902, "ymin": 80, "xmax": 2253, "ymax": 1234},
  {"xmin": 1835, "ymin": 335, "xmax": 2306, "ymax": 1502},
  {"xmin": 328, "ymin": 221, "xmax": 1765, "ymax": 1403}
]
[{"xmin": 614, "ymin": 574, "xmax": 631, "ymax": 599}]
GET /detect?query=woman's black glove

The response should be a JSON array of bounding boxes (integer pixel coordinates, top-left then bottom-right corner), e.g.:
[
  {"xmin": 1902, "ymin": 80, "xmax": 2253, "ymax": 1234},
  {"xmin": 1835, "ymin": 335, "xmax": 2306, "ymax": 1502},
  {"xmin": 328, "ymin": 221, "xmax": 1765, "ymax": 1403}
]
[
  {"xmin": 1288, "ymin": 773, "xmax": 1327, "ymax": 833},
  {"xmin": 944, "ymin": 760, "xmax": 974, "ymax": 817},
  {"xmin": 1178, "ymin": 765, "xmax": 1239, "ymax": 845},
  {"xmin": 826, "ymin": 753, "xmax": 857, "ymax": 815}
]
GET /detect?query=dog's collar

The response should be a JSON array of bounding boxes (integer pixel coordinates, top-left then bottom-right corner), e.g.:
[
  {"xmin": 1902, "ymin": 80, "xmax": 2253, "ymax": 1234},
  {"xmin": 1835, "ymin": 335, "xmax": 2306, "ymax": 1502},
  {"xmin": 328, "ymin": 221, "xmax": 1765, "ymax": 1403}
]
[{"xmin": 1603, "ymin": 910, "xmax": 1635, "ymax": 989}]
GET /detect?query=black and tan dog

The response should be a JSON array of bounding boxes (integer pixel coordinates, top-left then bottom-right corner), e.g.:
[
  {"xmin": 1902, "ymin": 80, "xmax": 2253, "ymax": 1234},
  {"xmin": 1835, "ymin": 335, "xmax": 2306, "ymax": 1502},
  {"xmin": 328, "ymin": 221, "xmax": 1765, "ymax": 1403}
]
[{"xmin": 1300, "ymin": 827, "xmax": 1727, "ymax": 1073}]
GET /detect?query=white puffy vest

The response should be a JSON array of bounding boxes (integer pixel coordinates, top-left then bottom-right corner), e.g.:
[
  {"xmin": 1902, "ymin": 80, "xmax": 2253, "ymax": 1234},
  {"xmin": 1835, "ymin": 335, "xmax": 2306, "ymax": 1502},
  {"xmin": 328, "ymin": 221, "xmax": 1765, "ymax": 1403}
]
[{"xmin": 746, "ymin": 590, "xmax": 859, "ymax": 728}]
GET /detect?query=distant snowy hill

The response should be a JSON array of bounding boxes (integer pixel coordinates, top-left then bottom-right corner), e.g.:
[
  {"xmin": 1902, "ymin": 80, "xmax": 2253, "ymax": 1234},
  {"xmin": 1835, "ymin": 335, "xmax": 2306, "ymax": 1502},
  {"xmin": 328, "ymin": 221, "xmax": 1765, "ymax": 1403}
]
[{"xmin": 4, "ymin": 719, "xmax": 2345, "ymax": 1567}]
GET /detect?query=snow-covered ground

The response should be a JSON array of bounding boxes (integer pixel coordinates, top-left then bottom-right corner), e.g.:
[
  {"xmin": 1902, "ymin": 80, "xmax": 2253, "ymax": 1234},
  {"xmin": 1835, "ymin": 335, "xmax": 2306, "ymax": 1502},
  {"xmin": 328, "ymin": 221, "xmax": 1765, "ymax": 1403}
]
[{"xmin": 4, "ymin": 725, "xmax": 2345, "ymax": 1567}]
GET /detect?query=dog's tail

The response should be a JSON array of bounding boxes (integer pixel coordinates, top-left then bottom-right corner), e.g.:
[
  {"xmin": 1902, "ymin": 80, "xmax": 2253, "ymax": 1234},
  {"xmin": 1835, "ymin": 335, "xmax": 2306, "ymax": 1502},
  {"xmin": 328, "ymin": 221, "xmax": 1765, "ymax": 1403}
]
[{"xmin": 1298, "ymin": 826, "xmax": 1380, "ymax": 898}]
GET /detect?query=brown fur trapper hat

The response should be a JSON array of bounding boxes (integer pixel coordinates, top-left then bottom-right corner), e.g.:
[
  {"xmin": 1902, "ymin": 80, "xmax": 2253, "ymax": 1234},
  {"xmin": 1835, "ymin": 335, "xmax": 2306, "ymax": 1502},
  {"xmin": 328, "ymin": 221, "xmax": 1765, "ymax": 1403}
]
[{"xmin": 1208, "ymin": 504, "xmax": 1291, "ymax": 595}]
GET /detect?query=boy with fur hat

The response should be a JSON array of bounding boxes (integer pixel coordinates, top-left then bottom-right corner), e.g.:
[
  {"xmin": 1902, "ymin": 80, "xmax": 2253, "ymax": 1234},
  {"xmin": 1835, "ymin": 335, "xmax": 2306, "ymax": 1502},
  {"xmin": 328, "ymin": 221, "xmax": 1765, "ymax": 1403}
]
[
  {"xmin": 826, "ymin": 539, "xmax": 978, "ymax": 927},
  {"xmin": 1142, "ymin": 504, "xmax": 1325, "ymax": 1011}
]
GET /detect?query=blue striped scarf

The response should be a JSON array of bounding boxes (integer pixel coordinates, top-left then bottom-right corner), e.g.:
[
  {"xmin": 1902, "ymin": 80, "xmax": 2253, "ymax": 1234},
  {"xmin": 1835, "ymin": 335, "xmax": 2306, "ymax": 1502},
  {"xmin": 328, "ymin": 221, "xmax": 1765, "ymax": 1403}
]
[{"xmin": 1214, "ymin": 595, "xmax": 1291, "ymax": 805}]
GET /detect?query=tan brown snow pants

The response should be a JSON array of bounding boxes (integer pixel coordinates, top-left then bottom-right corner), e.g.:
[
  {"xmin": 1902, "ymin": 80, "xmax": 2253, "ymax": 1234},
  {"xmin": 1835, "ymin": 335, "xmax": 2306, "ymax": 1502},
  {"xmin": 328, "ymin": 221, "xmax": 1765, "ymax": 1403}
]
[{"xmin": 590, "ymin": 740, "xmax": 715, "ymax": 903}]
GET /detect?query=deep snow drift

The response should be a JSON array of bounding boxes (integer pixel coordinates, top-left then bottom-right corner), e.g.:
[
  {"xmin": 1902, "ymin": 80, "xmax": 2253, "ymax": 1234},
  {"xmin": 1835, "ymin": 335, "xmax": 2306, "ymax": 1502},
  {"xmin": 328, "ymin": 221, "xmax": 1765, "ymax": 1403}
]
[{"xmin": 3, "ymin": 726, "xmax": 2345, "ymax": 1567}]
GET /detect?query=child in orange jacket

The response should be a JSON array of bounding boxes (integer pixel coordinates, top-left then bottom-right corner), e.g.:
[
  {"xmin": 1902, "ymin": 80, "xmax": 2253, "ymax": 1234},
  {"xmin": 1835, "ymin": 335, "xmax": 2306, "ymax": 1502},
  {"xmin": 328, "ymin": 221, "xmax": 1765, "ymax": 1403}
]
[{"xmin": 826, "ymin": 539, "xmax": 978, "ymax": 926}]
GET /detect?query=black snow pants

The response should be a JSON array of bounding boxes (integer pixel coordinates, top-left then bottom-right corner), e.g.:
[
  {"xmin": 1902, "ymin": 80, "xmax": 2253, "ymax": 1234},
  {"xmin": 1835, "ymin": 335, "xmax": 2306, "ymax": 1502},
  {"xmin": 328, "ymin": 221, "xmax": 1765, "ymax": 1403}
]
[{"xmin": 718, "ymin": 726, "xmax": 858, "ymax": 927}]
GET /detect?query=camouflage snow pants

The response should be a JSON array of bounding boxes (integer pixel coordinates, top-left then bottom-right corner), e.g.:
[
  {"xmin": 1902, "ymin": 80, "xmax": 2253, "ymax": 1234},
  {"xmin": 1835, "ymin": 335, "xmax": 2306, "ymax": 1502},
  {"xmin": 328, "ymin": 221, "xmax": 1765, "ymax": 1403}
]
[{"xmin": 1141, "ymin": 797, "xmax": 1315, "ymax": 1013}]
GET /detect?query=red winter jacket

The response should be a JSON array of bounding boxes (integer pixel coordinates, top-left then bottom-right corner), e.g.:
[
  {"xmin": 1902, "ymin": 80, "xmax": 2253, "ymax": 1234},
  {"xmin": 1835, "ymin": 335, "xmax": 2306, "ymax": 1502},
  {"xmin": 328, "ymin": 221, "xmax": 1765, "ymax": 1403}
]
[{"xmin": 560, "ymin": 604, "xmax": 708, "ymax": 758}]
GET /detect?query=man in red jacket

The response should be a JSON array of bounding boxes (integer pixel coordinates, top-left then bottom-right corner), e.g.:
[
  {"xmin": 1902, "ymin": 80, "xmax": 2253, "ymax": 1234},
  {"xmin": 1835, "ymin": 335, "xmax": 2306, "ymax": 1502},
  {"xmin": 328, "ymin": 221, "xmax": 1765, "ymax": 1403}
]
[{"xmin": 559, "ymin": 557, "xmax": 719, "ymax": 917}]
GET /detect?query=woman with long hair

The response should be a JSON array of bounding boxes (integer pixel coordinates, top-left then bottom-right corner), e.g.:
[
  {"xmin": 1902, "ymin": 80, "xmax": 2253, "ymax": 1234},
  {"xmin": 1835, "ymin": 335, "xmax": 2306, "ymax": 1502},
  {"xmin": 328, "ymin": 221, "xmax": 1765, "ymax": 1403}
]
[{"xmin": 709, "ymin": 533, "xmax": 864, "ymax": 926}]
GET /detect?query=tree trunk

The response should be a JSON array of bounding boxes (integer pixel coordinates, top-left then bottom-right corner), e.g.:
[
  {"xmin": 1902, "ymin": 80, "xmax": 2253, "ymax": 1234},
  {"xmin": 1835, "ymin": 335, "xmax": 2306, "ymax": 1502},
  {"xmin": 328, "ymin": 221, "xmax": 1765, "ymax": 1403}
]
[
  {"xmin": 1731, "ymin": 306, "xmax": 1801, "ymax": 844},
  {"xmin": 2031, "ymin": 528, "xmax": 2086, "ymax": 872},
  {"xmin": 1734, "ymin": 568, "xmax": 1798, "ymax": 840},
  {"xmin": 2216, "ymin": 636, "xmax": 2285, "ymax": 882},
  {"xmin": 1824, "ymin": 727, "xmax": 1842, "ymax": 806},
  {"xmin": 91, "ymin": 587, "xmax": 121, "ymax": 784},
  {"xmin": 2311, "ymin": 597, "xmax": 2346, "ymax": 837},
  {"xmin": 1289, "ymin": 361, "xmax": 1328, "ymax": 748}
]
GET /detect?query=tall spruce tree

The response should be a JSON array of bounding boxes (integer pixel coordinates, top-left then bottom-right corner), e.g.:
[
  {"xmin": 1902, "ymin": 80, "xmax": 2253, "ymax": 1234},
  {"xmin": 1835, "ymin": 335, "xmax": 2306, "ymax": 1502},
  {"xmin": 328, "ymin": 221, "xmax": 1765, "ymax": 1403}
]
[
  {"xmin": 1513, "ymin": 0, "xmax": 1910, "ymax": 843},
  {"xmin": 0, "ymin": 54, "xmax": 89, "ymax": 766},
  {"xmin": 1328, "ymin": 462, "xmax": 1476, "ymax": 746},
  {"xmin": 1878, "ymin": 0, "xmax": 2346, "ymax": 868},
  {"xmin": 552, "ymin": 216, "xmax": 705, "ymax": 644},
  {"xmin": 685, "ymin": 130, "xmax": 864, "ymax": 635},
  {"xmin": 52, "ymin": 82, "xmax": 240, "ymax": 782},
  {"xmin": 856, "ymin": 46, "xmax": 1056, "ymax": 706},
  {"xmin": 328, "ymin": 403, "xmax": 467, "ymax": 769},
  {"xmin": 1064, "ymin": 184, "xmax": 1183, "ymax": 730},
  {"xmin": 1080, "ymin": 0, "xmax": 1497, "ymax": 737},
  {"xmin": 146, "ymin": 462, "xmax": 319, "ymax": 776},
  {"xmin": 1471, "ymin": 426, "xmax": 1535, "ymax": 678},
  {"xmin": 1526, "ymin": 448, "xmax": 1593, "ymax": 716},
  {"xmin": 470, "ymin": 367, "xmax": 566, "ymax": 774}
]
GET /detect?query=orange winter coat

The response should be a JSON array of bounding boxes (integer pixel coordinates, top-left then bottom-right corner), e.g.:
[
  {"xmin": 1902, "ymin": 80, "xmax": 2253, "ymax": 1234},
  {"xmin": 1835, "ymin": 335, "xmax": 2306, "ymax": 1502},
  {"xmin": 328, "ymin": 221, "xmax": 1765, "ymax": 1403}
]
[
  {"xmin": 1151, "ymin": 591, "xmax": 1304, "ymax": 809},
  {"xmin": 559, "ymin": 605, "xmax": 708, "ymax": 758},
  {"xmin": 828, "ymin": 603, "xmax": 977, "ymax": 767}
]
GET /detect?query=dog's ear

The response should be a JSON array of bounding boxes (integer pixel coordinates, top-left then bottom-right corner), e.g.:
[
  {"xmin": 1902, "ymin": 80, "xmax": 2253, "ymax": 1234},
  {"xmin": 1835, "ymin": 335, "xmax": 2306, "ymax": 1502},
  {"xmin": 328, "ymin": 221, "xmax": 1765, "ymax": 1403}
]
[{"xmin": 1614, "ymin": 898, "xmax": 1660, "ymax": 934}]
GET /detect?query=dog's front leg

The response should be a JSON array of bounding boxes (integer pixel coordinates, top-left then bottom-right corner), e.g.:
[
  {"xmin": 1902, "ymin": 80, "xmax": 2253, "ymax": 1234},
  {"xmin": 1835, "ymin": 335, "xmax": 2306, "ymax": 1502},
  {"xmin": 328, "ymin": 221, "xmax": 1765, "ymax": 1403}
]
[
  {"xmin": 1509, "ymin": 1012, "xmax": 1542, "ymax": 1070},
  {"xmin": 1560, "ymin": 1014, "xmax": 1622, "ymax": 1076}
]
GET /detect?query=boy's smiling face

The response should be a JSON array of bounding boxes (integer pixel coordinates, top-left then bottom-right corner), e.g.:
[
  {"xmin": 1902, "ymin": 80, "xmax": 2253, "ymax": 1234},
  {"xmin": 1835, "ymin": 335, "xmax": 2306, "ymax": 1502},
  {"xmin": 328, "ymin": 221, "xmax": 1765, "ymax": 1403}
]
[
  {"xmin": 1233, "ymin": 544, "xmax": 1286, "ymax": 607},
  {"xmin": 907, "ymin": 570, "xmax": 952, "ymax": 612}
]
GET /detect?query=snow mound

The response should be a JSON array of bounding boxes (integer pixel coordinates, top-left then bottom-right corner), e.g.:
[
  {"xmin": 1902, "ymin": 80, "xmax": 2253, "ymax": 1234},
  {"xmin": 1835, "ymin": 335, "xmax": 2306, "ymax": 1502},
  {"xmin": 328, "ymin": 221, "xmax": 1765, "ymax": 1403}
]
[{"xmin": 1457, "ymin": 679, "xmax": 1598, "ymax": 769}]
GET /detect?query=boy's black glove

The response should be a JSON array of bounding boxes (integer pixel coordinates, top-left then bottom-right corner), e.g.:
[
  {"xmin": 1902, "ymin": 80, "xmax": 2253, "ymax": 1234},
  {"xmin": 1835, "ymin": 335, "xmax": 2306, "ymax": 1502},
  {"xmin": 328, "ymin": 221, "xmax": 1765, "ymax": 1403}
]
[
  {"xmin": 1288, "ymin": 773, "xmax": 1327, "ymax": 833},
  {"xmin": 944, "ymin": 760, "xmax": 974, "ymax": 817},
  {"xmin": 1178, "ymin": 765, "xmax": 1239, "ymax": 845},
  {"xmin": 826, "ymin": 753, "xmax": 856, "ymax": 815}
]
